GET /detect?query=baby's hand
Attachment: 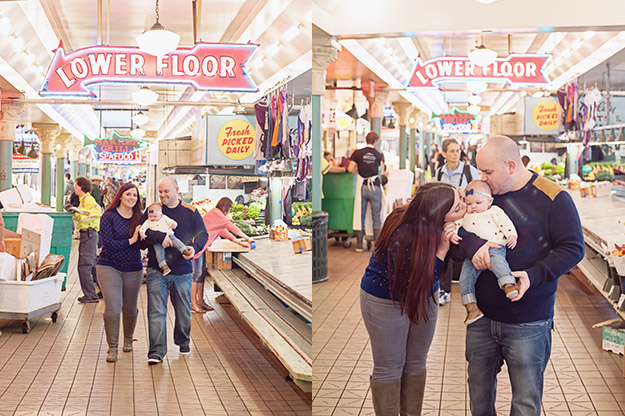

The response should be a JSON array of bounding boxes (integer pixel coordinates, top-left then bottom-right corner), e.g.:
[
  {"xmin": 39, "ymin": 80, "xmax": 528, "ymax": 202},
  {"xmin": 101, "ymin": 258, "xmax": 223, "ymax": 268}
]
[
  {"xmin": 506, "ymin": 235, "xmax": 517, "ymax": 249},
  {"xmin": 171, "ymin": 221, "xmax": 177, "ymax": 229},
  {"xmin": 140, "ymin": 231, "xmax": 147, "ymax": 240},
  {"xmin": 449, "ymin": 232, "xmax": 462, "ymax": 245}
]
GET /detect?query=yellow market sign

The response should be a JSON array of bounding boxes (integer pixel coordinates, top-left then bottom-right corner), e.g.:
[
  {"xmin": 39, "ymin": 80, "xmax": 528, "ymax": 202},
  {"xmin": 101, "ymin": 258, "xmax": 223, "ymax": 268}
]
[
  {"xmin": 532, "ymin": 100, "xmax": 558, "ymax": 131},
  {"xmin": 217, "ymin": 119, "xmax": 255, "ymax": 160}
]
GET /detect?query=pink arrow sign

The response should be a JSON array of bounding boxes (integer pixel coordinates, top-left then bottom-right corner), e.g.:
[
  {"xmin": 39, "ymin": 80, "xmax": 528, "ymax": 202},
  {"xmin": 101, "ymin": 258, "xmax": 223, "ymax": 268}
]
[
  {"xmin": 407, "ymin": 54, "xmax": 550, "ymax": 89},
  {"xmin": 40, "ymin": 41, "xmax": 258, "ymax": 97}
]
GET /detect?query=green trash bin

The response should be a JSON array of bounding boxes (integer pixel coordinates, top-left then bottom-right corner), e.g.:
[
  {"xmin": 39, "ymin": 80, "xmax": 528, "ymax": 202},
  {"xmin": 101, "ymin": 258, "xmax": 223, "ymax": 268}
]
[
  {"xmin": 3, "ymin": 212, "xmax": 74, "ymax": 290},
  {"xmin": 312, "ymin": 211, "xmax": 328, "ymax": 283}
]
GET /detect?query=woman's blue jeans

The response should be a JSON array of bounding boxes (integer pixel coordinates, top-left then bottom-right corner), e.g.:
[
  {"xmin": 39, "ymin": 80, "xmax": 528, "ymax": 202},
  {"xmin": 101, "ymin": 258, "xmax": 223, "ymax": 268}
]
[{"xmin": 466, "ymin": 316, "xmax": 553, "ymax": 416}]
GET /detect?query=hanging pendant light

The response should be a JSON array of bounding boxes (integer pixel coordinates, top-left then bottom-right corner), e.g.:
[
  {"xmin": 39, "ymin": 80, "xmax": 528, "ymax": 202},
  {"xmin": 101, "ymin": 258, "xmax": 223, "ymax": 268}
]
[
  {"xmin": 467, "ymin": 81, "xmax": 488, "ymax": 95},
  {"xmin": 15, "ymin": 138, "xmax": 26, "ymax": 155},
  {"xmin": 468, "ymin": 42, "xmax": 497, "ymax": 68},
  {"xmin": 27, "ymin": 141, "xmax": 38, "ymax": 158},
  {"xmin": 468, "ymin": 95, "xmax": 482, "ymax": 105},
  {"xmin": 360, "ymin": 109, "xmax": 369, "ymax": 121},
  {"xmin": 136, "ymin": 0, "xmax": 180, "ymax": 57},
  {"xmin": 131, "ymin": 127, "xmax": 146, "ymax": 139},
  {"xmin": 134, "ymin": 111, "xmax": 149, "ymax": 126},
  {"xmin": 132, "ymin": 86, "xmax": 159, "ymax": 106}
]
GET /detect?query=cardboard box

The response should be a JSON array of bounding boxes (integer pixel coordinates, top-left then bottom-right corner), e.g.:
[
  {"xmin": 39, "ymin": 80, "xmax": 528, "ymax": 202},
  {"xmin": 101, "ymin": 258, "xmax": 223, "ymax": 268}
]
[
  {"xmin": 292, "ymin": 236, "xmax": 312, "ymax": 254},
  {"xmin": 17, "ymin": 213, "xmax": 53, "ymax": 267},
  {"xmin": 603, "ymin": 326, "xmax": 625, "ymax": 355},
  {"xmin": 4, "ymin": 229, "xmax": 21, "ymax": 258}
]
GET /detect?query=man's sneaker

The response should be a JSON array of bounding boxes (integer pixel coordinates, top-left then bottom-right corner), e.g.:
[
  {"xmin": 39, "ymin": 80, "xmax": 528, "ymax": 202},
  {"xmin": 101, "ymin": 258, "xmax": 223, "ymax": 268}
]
[
  {"xmin": 77, "ymin": 296, "xmax": 99, "ymax": 304},
  {"xmin": 97, "ymin": 291, "xmax": 103, "ymax": 299},
  {"xmin": 147, "ymin": 355, "xmax": 162, "ymax": 365},
  {"xmin": 438, "ymin": 290, "xmax": 450, "ymax": 306},
  {"xmin": 179, "ymin": 345, "xmax": 190, "ymax": 355}
]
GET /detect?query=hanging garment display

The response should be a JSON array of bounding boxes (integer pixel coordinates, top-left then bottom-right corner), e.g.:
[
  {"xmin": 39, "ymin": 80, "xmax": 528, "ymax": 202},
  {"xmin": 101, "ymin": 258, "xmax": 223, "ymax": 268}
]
[{"xmin": 254, "ymin": 102, "xmax": 268, "ymax": 160}]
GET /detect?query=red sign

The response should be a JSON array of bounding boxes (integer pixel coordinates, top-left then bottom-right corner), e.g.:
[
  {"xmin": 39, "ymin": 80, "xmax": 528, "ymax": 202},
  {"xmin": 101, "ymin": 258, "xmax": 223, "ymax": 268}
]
[
  {"xmin": 432, "ymin": 108, "xmax": 482, "ymax": 134},
  {"xmin": 40, "ymin": 41, "xmax": 258, "ymax": 97},
  {"xmin": 407, "ymin": 54, "xmax": 550, "ymax": 89}
]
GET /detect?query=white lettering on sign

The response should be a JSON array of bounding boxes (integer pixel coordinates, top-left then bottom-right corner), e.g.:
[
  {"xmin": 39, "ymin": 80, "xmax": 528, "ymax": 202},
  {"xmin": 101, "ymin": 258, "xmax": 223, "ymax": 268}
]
[
  {"xmin": 130, "ymin": 54, "xmax": 145, "ymax": 75},
  {"xmin": 40, "ymin": 42, "xmax": 258, "ymax": 97},
  {"xmin": 526, "ymin": 62, "xmax": 537, "ymax": 77},
  {"xmin": 87, "ymin": 53, "xmax": 112, "ymax": 75},
  {"xmin": 220, "ymin": 56, "xmax": 235, "ymax": 77},
  {"xmin": 71, "ymin": 58, "xmax": 88, "ymax": 79}
]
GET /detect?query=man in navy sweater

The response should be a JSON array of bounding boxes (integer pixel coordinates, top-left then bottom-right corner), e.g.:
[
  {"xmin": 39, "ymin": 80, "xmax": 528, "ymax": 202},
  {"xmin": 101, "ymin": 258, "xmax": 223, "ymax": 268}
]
[
  {"xmin": 454, "ymin": 135, "xmax": 584, "ymax": 415},
  {"xmin": 140, "ymin": 176, "xmax": 208, "ymax": 364}
]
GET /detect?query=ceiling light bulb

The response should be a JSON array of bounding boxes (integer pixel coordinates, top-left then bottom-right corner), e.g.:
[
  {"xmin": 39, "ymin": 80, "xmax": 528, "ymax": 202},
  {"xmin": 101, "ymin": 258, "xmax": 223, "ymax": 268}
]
[
  {"xmin": 132, "ymin": 87, "xmax": 159, "ymax": 106},
  {"xmin": 134, "ymin": 111, "xmax": 149, "ymax": 126},
  {"xmin": 467, "ymin": 81, "xmax": 488, "ymax": 94},
  {"xmin": 131, "ymin": 128, "xmax": 146, "ymax": 139},
  {"xmin": 468, "ymin": 44, "xmax": 498, "ymax": 67},
  {"xmin": 467, "ymin": 104, "xmax": 481, "ymax": 114},
  {"xmin": 468, "ymin": 95, "xmax": 482, "ymax": 105},
  {"xmin": 136, "ymin": 21, "xmax": 180, "ymax": 57}
]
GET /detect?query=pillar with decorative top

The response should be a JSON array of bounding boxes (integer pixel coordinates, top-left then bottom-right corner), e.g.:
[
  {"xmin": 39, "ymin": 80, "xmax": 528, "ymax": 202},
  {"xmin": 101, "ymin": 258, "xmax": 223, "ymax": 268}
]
[{"xmin": 0, "ymin": 100, "xmax": 25, "ymax": 191}]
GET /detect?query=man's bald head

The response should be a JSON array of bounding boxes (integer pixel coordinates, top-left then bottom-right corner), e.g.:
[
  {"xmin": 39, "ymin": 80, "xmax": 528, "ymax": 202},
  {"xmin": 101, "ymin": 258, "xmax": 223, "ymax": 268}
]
[
  {"xmin": 158, "ymin": 176, "xmax": 179, "ymax": 208},
  {"xmin": 480, "ymin": 135, "xmax": 522, "ymax": 164}
]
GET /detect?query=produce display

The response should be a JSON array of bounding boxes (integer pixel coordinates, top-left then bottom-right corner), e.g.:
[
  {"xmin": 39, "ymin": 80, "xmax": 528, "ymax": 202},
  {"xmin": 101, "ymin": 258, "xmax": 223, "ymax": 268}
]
[
  {"xmin": 230, "ymin": 202, "xmax": 268, "ymax": 236},
  {"xmin": 583, "ymin": 162, "xmax": 622, "ymax": 181},
  {"xmin": 191, "ymin": 198, "xmax": 215, "ymax": 216},
  {"xmin": 291, "ymin": 202, "xmax": 313, "ymax": 226}
]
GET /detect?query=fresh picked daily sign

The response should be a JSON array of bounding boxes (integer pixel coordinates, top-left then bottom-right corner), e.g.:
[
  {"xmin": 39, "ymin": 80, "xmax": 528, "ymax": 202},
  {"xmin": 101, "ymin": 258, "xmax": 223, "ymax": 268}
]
[
  {"xmin": 40, "ymin": 41, "xmax": 258, "ymax": 97},
  {"xmin": 407, "ymin": 54, "xmax": 550, "ymax": 89}
]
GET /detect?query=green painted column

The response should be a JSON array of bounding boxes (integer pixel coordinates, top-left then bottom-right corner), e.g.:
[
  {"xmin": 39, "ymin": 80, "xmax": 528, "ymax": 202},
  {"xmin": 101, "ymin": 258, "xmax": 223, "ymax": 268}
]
[
  {"xmin": 55, "ymin": 157, "xmax": 64, "ymax": 212},
  {"xmin": 41, "ymin": 152, "xmax": 52, "ymax": 206},
  {"xmin": 0, "ymin": 141, "xmax": 12, "ymax": 191},
  {"xmin": 418, "ymin": 130, "xmax": 425, "ymax": 169},
  {"xmin": 312, "ymin": 94, "xmax": 322, "ymax": 211},
  {"xmin": 70, "ymin": 161, "xmax": 77, "ymax": 179},
  {"xmin": 0, "ymin": 102, "xmax": 25, "ymax": 191},
  {"xmin": 409, "ymin": 128, "xmax": 416, "ymax": 172},
  {"xmin": 399, "ymin": 126, "xmax": 407, "ymax": 169}
]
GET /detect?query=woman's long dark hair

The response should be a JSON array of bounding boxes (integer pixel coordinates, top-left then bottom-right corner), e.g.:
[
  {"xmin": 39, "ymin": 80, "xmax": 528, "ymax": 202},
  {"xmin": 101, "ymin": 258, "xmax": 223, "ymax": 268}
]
[
  {"xmin": 374, "ymin": 182, "xmax": 457, "ymax": 324},
  {"xmin": 103, "ymin": 182, "xmax": 143, "ymax": 237}
]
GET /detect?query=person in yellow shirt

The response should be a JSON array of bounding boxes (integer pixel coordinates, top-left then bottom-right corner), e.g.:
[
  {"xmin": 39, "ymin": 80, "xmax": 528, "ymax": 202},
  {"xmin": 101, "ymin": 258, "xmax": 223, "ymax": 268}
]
[{"xmin": 72, "ymin": 176, "xmax": 103, "ymax": 303}]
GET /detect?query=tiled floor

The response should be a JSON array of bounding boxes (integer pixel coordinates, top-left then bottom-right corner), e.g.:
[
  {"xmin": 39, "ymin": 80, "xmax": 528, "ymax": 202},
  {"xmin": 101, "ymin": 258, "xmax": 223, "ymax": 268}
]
[
  {"xmin": 0, "ymin": 241, "xmax": 311, "ymax": 416},
  {"xmin": 313, "ymin": 241, "xmax": 625, "ymax": 415}
]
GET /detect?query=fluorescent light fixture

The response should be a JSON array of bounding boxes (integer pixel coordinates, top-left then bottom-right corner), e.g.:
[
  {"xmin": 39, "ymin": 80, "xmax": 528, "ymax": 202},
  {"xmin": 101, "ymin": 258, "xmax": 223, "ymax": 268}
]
[
  {"xmin": 548, "ymin": 32, "xmax": 625, "ymax": 90},
  {"xmin": 283, "ymin": 23, "xmax": 303, "ymax": 42},
  {"xmin": 134, "ymin": 111, "xmax": 149, "ymax": 126},
  {"xmin": 131, "ymin": 128, "xmax": 146, "ymax": 139},
  {"xmin": 467, "ymin": 104, "xmax": 481, "ymax": 114},
  {"xmin": 467, "ymin": 81, "xmax": 488, "ymax": 94},
  {"xmin": 264, "ymin": 43, "xmax": 280, "ymax": 57},
  {"xmin": 132, "ymin": 86, "xmax": 159, "ymax": 106},
  {"xmin": 468, "ymin": 45, "xmax": 497, "ymax": 67},
  {"xmin": 468, "ymin": 95, "xmax": 482, "ymax": 105}
]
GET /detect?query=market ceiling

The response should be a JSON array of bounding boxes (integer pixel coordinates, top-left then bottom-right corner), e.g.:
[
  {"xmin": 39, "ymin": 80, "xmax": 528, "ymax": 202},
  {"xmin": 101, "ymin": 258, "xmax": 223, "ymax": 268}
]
[
  {"xmin": 314, "ymin": 0, "xmax": 625, "ymax": 120},
  {"xmin": 0, "ymin": 0, "xmax": 311, "ymax": 146}
]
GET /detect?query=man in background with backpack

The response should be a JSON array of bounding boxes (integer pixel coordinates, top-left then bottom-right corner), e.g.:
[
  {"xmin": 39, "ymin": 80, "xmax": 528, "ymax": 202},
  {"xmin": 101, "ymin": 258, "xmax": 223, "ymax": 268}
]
[{"xmin": 434, "ymin": 137, "xmax": 480, "ymax": 305}]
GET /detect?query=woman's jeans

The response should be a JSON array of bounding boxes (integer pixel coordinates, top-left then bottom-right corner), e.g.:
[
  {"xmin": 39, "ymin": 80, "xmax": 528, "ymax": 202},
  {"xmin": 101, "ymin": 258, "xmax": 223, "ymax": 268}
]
[
  {"xmin": 361, "ymin": 184, "xmax": 382, "ymax": 230},
  {"xmin": 466, "ymin": 316, "xmax": 553, "ymax": 416},
  {"xmin": 360, "ymin": 289, "xmax": 438, "ymax": 381},
  {"xmin": 460, "ymin": 247, "xmax": 516, "ymax": 305}
]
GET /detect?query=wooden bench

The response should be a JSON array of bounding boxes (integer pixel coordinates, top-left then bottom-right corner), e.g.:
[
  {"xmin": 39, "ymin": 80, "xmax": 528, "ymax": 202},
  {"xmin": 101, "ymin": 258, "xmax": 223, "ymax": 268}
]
[{"xmin": 210, "ymin": 268, "xmax": 312, "ymax": 392}]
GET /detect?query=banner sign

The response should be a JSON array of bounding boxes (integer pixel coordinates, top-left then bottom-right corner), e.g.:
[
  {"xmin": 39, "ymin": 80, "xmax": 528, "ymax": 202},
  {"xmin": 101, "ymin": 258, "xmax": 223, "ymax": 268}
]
[
  {"xmin": 407, "ymin": 54, "xmax": 550, "ymax": 89},
  {"xmin": 40, "ymin": 41, "xmax": 258, "ymax": 97},
  {"xmin": 432, "ymin": 108, "xmax": 482, "ymax": 133},
  {"xmin": 12, "ymin": 133, "xmax": 39, "ymax": 174},
  {"xmin": 86, "ymin": 131, "xmax": 148, "ymax": 164}
]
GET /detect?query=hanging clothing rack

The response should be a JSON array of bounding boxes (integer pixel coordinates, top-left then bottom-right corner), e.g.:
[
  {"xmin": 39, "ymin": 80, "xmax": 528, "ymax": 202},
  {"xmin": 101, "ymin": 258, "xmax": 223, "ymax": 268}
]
[{"xmin": 260, "ymin": 75, "xmax": 293, "ymax": 100}]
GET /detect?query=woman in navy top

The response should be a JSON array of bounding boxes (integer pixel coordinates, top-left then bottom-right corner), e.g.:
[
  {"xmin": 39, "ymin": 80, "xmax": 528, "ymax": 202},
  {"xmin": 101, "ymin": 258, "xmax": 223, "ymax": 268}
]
[
  {"xmin": 360, "ymin": 182, "xmax": 466, "ymax": 415},
  {"xmin": 96, "ymin": 182, "xmax": 143, "ymax": 363}
]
